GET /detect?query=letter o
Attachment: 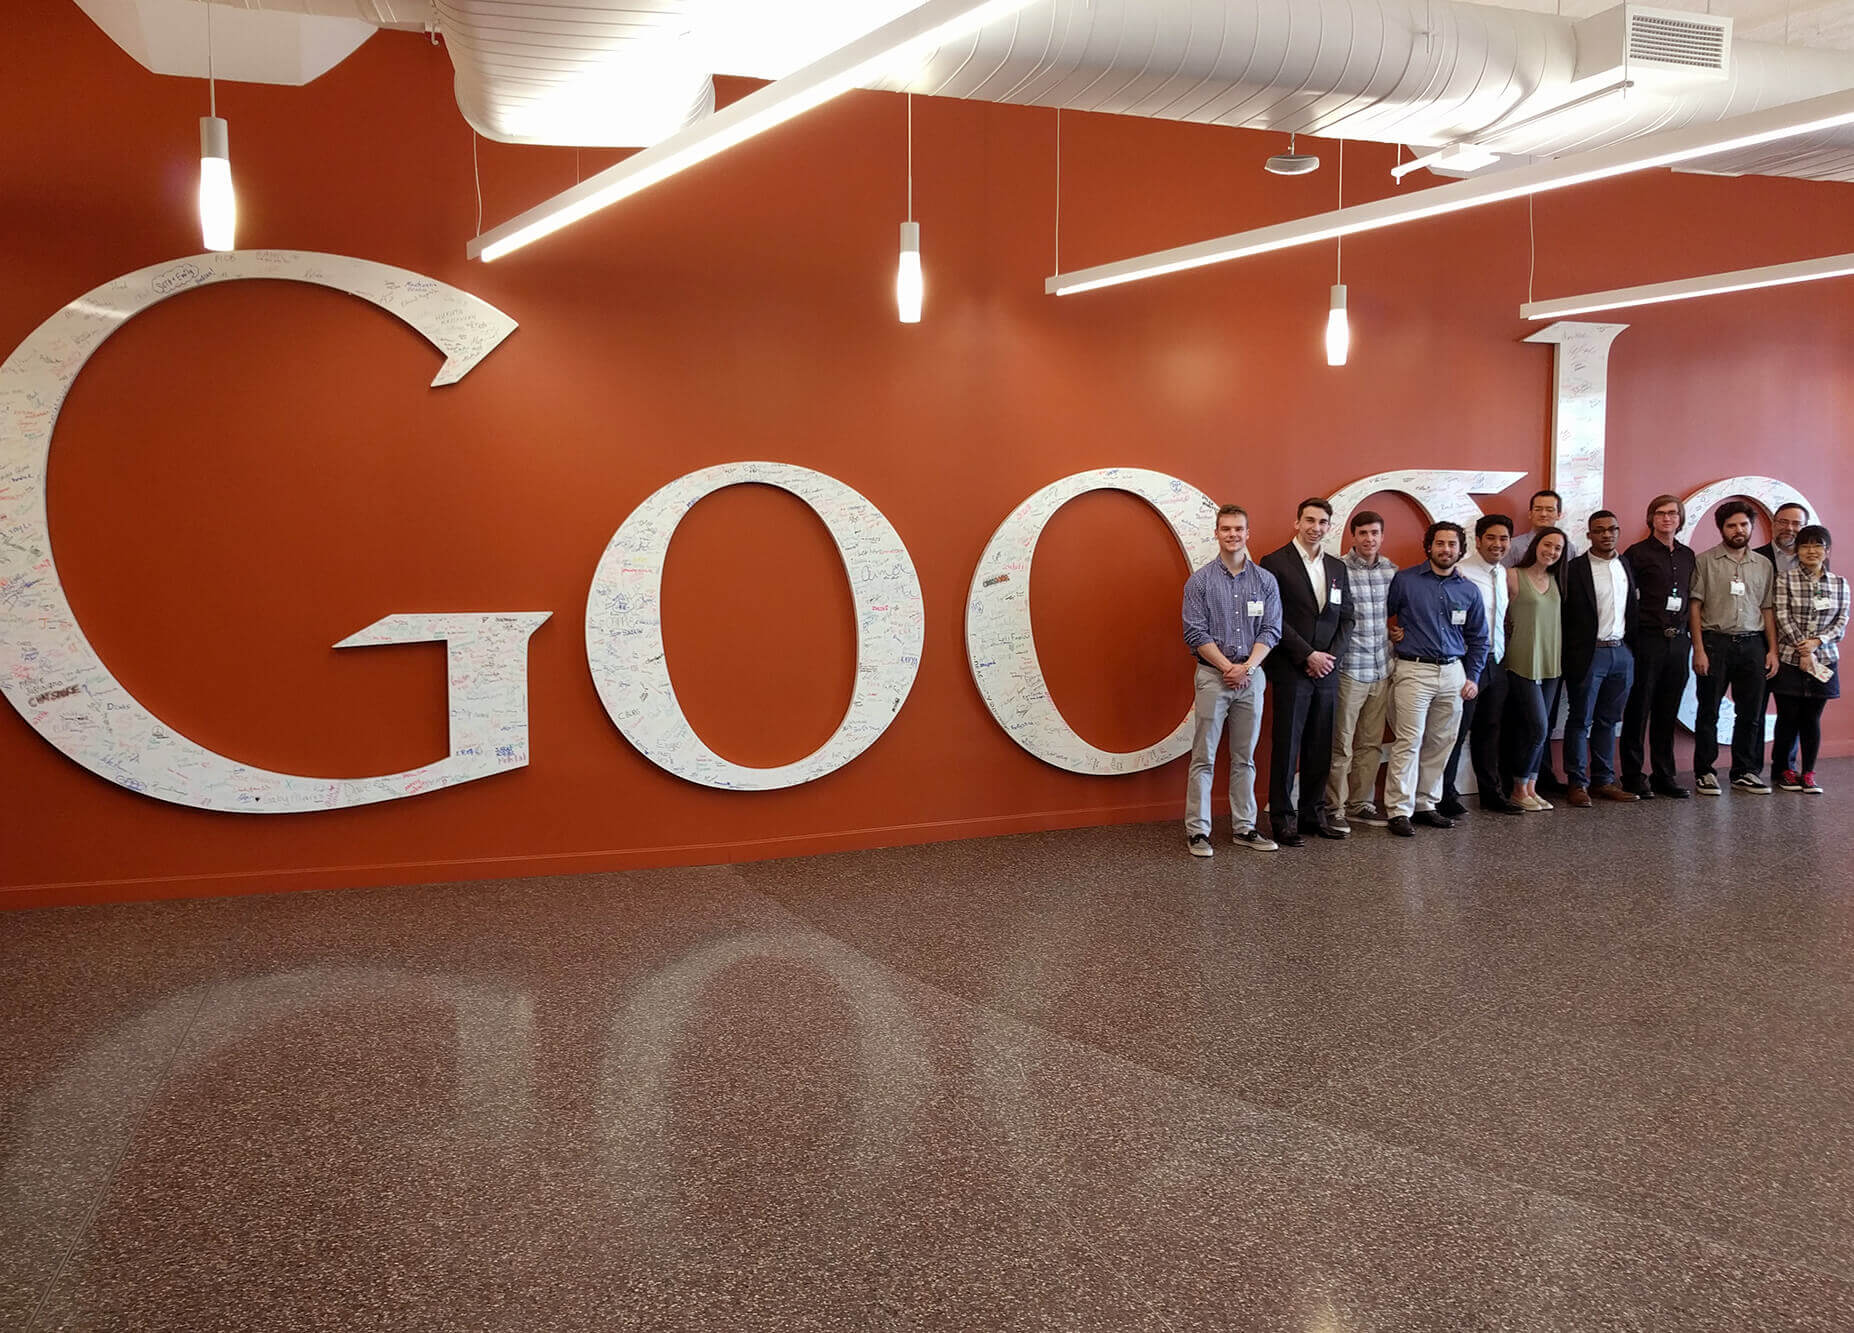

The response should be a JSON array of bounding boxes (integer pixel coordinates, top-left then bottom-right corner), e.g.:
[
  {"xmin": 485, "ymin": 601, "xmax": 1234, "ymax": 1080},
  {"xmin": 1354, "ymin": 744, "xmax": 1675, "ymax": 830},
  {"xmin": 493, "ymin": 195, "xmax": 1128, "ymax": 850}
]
[
  {"xmin": 1675, "ymin": 475, "xmax": 1817, "ymax": 744},
  {"xmin": 966, "ymin": 468, "xmax": 1218, "ymax": 774},
  {"xmin": 585, "ymin": 462, "xmax": 924, "ymax": 789}
]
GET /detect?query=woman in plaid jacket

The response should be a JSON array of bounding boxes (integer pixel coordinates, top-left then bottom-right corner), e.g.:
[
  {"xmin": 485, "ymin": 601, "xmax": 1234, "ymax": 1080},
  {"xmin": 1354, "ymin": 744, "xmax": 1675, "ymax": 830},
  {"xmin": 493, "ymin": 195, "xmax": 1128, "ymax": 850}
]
[{"xmin": 1771, "ymin": 524, "xmax": 1849, "ymax": 794}]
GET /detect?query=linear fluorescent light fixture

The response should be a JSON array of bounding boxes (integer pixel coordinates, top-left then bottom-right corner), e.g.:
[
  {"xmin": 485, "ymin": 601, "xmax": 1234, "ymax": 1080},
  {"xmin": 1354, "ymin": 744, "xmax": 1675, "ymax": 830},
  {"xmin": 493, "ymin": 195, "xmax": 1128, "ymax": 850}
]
[
  {"xmin": 468, "ymin": 0, "xmax": 1034, "ymax": 262},
  {"xmin": 1047, "ymin": 87, "xmax": 1854, "ymax": 297},
  {"xmin": 1521, "ymin": 252, "xmax": 1854, "ymax": 320}
]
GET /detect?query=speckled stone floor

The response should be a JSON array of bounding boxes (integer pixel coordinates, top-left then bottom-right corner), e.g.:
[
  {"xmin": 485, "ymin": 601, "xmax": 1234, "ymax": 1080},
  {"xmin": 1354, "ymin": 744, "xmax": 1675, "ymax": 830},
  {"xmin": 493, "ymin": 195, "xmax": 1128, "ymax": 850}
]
[{"xmin": 3, "ymin": 764, "xmax": 1851, "ymax": 1331}]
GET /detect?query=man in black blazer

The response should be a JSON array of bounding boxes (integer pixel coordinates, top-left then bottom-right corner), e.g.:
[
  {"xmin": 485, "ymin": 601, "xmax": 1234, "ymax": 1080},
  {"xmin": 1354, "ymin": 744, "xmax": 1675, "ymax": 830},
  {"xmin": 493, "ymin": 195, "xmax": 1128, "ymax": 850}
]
[
  {"xmin": 1261, "ymin": 498, "xmax": 1356, "ymax": 844},
  {"xmin": 1755, "ymin": 501, "xmax": 1807, "ymax": 575},
  {"xmin": 1562, "ymin": 510, "xmax": 1642, "ymax": 807}
]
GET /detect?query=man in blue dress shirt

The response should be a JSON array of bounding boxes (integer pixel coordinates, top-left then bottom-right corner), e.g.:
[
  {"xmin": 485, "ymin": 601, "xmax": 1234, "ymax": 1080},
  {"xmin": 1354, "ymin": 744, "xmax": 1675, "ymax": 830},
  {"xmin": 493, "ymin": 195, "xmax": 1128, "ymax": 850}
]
[
  {"xmin": 1182, "ymin": 504, "xmax": 1284, "ymax": 856},
  {"xmin": 1383, "ymin": 522, "xmax": 1491, "ymax": 837}
]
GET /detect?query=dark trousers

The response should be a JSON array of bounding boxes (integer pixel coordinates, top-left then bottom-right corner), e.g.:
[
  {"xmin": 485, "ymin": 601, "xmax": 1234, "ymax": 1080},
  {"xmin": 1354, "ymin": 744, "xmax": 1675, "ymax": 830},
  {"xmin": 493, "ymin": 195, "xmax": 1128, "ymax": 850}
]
[
  {"xmin": 1537, "ymin": 676, "xmax": 1566, "ymax": 782},
  {"xmin": 1693, "ymin": 631, "xmax": 1768, "ymax": 780},
  {"xmin": 1507, "ymin": 672, "xmax": 1554, "ymax": 780},
  {"xmin": 1565, "ymin": 644, "xmax": 1635, "ymax": 788},
  {"xmin": 1443, "ymin": 658, "xmax": 1508, "ymax": 802},
  {"xmin": 1773, "ymin": 694, "xmax": 1828, "ymax": 774},
  {"xmin": 1621, "ymin": 632, "xmax": 1691, "ymax": 789},
  {"xmin": 1269, "ymin": 670, "xmax": 1338, "ymax": 830}
]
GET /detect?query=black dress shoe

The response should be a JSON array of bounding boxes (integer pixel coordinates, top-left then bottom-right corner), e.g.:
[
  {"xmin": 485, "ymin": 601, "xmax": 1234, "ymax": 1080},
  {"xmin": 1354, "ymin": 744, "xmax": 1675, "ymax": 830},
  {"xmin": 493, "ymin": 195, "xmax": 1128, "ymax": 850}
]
[
  {"xmin": 1435, "ymin": 796, "xmax": 1468, "ymax": 818},
  {"xmin": 1651, "ymin": 782, "xmax": 1692, "ymax": 799},
  {"xmin": 1306, "ymin": 818, "xmax": 1349, "ymax": 840},
  {"xmin": 1387, "ymin": 815, "xmax": 1415, "ymax": 837},
  {"xmin": 1622, "ymin": 778, "xmax": 1654, "ymax": 800},
  {"xmin": 1272, "ymin": 825, "xmax": 1306, "ymax": 848},
  {"xmin": 1412, "ymin": 809, "xmax": 1456, "ymax": 829},
  {"xmin": 1478, "ymin": 795, "xmax": 1526, "ymax": 815}
]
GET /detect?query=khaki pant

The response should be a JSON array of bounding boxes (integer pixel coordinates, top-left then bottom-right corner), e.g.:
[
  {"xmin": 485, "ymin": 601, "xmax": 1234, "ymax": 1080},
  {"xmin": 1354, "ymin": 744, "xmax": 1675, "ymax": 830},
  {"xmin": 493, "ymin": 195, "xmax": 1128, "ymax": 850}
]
[
  {"xmin": 1384, "ymin": 659, "xmax": 1466, "ymax": 818},
  {"xmin": 1327, "ymin": 672, "xmax": 1392, "ymax": 813}
]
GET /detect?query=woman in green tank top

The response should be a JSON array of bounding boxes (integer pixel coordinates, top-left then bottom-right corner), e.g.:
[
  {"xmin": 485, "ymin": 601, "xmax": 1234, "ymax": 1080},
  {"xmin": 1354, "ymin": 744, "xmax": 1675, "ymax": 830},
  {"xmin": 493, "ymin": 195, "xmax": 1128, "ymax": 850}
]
[{"xmin": 1505, "ymin": 528, "xmax": 1568, "ymax": 811}]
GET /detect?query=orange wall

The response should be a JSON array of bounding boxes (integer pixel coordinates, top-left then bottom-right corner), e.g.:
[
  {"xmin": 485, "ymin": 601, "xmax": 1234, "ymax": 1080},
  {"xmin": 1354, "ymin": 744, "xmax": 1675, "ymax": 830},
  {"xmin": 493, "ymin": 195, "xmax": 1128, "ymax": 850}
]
[{"xmin": 5, "ymin": 1, "xmax": 1852, "ymax": 907}]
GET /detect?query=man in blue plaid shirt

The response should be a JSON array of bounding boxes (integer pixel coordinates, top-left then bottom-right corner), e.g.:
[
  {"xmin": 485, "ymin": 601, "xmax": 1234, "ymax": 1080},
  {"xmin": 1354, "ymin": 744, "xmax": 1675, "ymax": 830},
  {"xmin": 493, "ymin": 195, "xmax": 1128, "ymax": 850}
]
[{"xmin": 1328, "ymin": 510, "xmax": 1398, "ymax": 830}]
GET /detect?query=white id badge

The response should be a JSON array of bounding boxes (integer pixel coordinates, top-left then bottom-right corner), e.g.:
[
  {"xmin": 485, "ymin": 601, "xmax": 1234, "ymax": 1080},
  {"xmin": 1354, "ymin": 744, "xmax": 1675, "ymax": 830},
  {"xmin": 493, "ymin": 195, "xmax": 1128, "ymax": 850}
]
[
  {"xmin": 1450, "ymin": 607, "xmax": 1467, "ymax": 626},
  {"xmin": 1816, "ymin": 596, "xmax": 1834, "ymax": 611},
  {"xmin": 1329, "ymin": 586, "xmax": 1343, "ymax": 605},
  {"xmin": 1665, "ymin": 594, "xmax": 1683, "ymax": 612},
  {"xmin": 1246, "ymin": 599, "xmax": 1266, "ymax": 616},
  {"xmin": 1730, "ymin": 579, "xmax": 1747, "ymax": 596}
]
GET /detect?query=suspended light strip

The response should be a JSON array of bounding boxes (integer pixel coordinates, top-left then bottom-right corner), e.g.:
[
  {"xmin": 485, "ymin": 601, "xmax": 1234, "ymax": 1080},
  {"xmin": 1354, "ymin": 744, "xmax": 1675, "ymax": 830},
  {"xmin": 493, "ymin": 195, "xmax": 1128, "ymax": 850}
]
[
  {"xmin": 1046, "ymin": 88, "xmax": 1854, "ymax": 297},
  {"xmin": 1521, "ymin": 252, "xmax": 1854, "ymax": 320},
  {"xmin": 467, "ymin": 0, "xmax": 1035, "ymax": 262}
]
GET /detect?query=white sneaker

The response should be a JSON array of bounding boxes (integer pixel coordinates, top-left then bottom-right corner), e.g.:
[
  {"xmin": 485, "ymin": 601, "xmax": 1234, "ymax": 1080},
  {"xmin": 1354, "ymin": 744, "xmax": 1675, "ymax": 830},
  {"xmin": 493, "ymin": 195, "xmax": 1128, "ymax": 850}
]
[
  {"xmin": 1232, "ymin": 828, "xmax": 1278, "ymax": 852},
  {"xmin": 1187, "ymin": 834, "xmax": 1214, "ymax": 858}
]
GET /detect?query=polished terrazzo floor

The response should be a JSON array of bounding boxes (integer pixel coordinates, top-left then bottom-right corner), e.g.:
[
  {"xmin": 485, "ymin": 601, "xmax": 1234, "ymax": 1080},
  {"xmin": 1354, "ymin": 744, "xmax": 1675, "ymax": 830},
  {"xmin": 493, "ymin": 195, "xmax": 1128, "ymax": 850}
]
[{"xmin": 4, "ymin": 766, "xmax": 1852, "ymax": 1331}]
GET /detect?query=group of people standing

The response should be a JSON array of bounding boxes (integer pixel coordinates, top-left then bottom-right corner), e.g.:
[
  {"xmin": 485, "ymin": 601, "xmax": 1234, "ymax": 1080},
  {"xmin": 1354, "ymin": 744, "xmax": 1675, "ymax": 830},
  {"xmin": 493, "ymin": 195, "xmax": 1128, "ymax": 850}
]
[{"xmin": 1181, "ymin": 491, "xmax": 1848, "ymax": 855}]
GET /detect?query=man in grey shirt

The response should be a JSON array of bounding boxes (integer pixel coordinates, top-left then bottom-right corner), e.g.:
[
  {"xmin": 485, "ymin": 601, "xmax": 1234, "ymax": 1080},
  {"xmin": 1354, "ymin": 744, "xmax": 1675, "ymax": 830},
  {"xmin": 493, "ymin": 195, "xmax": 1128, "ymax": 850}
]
[{"xmin": 1689, "ymin": 499, "xmax": 1779, "ymax": 795}]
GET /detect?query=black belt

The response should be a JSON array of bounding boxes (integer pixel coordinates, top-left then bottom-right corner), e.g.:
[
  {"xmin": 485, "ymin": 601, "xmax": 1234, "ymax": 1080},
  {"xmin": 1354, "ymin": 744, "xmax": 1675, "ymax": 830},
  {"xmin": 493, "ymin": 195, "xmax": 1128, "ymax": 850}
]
[
  {"xmin": 1595, "ymin": 637, "xmax": 1624, "ymax": 648},
  {"xmin": 1705, "ymin": 629, "xmax": 1764, "ymax": 640},
  {"xmin": 1658, "ymin": 625, "xmax": 1691, "ymax": 639},
  {"xmin": 1397, "ymin": 653, "xmax": 1459, "ymax": 667}
]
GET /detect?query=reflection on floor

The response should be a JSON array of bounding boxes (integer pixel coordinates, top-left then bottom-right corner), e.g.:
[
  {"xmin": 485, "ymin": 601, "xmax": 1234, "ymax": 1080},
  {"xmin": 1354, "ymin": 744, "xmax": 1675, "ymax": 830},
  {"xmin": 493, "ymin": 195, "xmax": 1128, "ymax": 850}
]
[{"xmin": 3, "ymin": 763, "xmax": 1852, "ymax": 1331}]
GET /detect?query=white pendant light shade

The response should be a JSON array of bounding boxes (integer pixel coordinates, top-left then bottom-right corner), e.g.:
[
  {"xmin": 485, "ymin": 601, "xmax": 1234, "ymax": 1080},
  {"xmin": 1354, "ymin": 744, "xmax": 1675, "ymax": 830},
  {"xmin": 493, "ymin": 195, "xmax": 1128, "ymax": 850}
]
[
  {"xmin": 896, "ymin": 220, "xmax": 923, "ymax": 324},
  {"xmin": 199, "ymin": 116, "xmax": 235, "ymax": 252},
  {"xmin": 1325, "ymin": 283, "xmax": 1349, "ymax": 367}
]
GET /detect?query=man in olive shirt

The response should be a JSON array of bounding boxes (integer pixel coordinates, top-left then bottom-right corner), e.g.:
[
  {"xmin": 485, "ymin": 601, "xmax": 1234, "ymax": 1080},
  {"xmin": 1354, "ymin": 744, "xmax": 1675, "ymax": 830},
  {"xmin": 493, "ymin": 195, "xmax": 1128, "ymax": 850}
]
[
  {"xmin": 1621, "ymin": 494, "xmax": 1697, "ymax": 798},
  {"xmin": 1689, "ymin": 500, "xmax": 1779, "ymax": 795}
]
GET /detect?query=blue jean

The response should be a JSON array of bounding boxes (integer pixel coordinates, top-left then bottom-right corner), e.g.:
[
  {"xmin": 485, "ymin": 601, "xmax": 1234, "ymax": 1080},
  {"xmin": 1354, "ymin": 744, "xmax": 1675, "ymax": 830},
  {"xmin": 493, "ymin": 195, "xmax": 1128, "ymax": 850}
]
[
  {"xmin": 1507, "ymin": 672, "xmax": 1554, "ymax": 780},
  {"xmin": 1565, "ymin": 644, "xmax": 1635, "ymax": 788},
  {"xmin": 1185, "ymin": 665, "xmax": 1268, "ymax": 836}
]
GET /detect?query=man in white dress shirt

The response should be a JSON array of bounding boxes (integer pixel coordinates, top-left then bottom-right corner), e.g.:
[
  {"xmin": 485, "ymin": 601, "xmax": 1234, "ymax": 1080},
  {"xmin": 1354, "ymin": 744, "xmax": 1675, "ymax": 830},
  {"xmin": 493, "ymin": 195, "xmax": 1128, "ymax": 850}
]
[
  {"xmin": 1562, "ymin": 510, "xmax": 1641, "ymax": 807},
  {"xmin": 1441, "ymin": 514, "xmax": 1524, "ymax": 816}
]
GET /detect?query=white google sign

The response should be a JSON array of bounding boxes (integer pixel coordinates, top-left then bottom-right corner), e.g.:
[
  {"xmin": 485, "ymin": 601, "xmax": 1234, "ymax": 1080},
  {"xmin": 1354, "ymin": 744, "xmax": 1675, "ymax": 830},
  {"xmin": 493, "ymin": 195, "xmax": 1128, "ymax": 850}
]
[{"xmin": 0, "ymin": 253, "xmax": 1813, "ymax": 813}]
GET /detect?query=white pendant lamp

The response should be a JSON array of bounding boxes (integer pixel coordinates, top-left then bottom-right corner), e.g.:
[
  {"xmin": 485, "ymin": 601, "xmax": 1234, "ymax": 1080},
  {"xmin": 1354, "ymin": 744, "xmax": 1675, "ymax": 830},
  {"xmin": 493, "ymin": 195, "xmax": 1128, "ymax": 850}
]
[
  {"xmin": 1325, "ymin": 141, "xmax": 1349, "ymax": 367},
  {"xmin": 198, "ymin": 5, "xmax": 234, "ymax": 252},
  {"xmin": 897, "ymin": 95, "xmax": 922, "ymax": 323},
  {"xmin": 1325, "ymin": 284, "xmax": 1350, "ymax": 367}
]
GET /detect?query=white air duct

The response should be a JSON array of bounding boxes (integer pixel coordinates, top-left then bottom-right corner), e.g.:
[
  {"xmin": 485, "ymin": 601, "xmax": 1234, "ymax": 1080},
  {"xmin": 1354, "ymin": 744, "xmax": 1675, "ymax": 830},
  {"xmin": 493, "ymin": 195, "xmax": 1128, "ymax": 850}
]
[{"xmin": 99, "ymin": 1, "xmax": 1854, "ymax": 180}]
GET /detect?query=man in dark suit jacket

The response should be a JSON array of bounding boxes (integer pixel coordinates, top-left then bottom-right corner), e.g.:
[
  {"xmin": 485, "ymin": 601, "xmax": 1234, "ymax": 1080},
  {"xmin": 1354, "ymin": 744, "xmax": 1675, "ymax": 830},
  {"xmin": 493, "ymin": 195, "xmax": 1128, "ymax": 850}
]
[
  {"xmin": 1562, "ymin": 509, "xmax": 1642, "ymax": 807},
  {"xmin": 1261, "ymin": 498, "xmax": 1356, "ymax": 844},
  {"xmin": 1755, "ymin": 502, "xmax": 1808, "ymax": 576}
]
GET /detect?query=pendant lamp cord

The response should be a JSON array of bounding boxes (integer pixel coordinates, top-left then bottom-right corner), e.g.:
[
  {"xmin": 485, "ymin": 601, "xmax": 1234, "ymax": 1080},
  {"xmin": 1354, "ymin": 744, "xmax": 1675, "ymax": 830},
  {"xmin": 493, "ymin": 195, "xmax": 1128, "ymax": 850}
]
[
  {"xmin": 906, "ymin": 94, "xmax": 914, "ymax": 222},
  {"xmin": 207, "ymin": 1, "xmax": 216, "ymax": 116},
  {"xmin": 1528, "ymin": 192, "xmax": 1537, "ymax": 304},
  {"xmin": 1336, "ymin": 139, "xmax": 1344, "ymax": 284},
  {"xmin": 472, "ymin": 131, "xmax": 482, "ymax": 237}
]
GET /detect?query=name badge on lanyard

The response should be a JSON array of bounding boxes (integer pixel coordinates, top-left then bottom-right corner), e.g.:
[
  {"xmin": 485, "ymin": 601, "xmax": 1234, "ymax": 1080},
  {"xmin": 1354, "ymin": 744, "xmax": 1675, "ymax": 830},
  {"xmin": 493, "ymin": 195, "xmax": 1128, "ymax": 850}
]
[
  {"xmin": 1450, "ymin": 606, "xmax": 1467, "ymax": 626},
  {"xmin": 1247, "ymin": 600, "xmax": 1266, "ymax": 617},
  {"xmin": 1816, "ymin": 596, "xmax": 1834, "ymax": 611},
  {"xmin": 1730, "ymin": 579, "xmax": 1747, "ymax": 597},
  {"xmin": 1329, "ymin": 585, "xmax": 1343, "ymax": 605},
  {"xmin": 1665, "ymin": 592, "xmax": 1682, "ymax": 613}
]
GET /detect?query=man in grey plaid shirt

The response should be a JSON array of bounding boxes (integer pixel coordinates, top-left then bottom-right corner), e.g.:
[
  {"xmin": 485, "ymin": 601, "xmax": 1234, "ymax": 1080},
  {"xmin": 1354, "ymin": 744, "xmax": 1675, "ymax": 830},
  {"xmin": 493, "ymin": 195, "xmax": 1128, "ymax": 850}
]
[{"xmin": 1327, "ymin": 510, "xmax": 1398, "ymax": 830}]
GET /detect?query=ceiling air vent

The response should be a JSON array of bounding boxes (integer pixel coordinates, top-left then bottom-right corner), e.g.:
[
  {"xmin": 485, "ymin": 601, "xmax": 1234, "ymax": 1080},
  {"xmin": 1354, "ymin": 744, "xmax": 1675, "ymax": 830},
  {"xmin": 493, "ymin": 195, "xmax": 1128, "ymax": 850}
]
[{"xmin": 1574, "ymin": 5, "xmax": 1733, "ymax": 86}]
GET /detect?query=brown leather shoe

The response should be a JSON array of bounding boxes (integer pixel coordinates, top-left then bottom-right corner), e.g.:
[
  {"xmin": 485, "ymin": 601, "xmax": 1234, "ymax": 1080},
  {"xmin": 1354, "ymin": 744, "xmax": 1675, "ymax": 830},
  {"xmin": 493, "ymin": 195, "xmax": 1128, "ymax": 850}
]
[
  {"xmin": 1566, "ymin": 786, "xmax": 1593, "ymax": 808},
  {"xmin": 1592, "ymin": 783, "xmax": 1640, "ymax": 803}
]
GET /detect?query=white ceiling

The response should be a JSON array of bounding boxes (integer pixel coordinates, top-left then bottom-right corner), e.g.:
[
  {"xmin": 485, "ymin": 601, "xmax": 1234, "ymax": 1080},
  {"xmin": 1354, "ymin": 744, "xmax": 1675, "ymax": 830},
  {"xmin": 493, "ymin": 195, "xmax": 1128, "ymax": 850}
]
[{"xmin": 1478, "ymin": 0, "xmax": 1854, "ymax": 50}]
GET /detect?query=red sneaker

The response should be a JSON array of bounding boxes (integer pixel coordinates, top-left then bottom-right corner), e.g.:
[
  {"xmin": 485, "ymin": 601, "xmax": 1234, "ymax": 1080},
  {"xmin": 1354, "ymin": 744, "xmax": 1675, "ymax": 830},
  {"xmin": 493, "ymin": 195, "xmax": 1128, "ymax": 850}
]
[
  {"xmin": 1777, "ymin": 769, "xmax": 1804, "ymax": 792},
  {"xmin": 1802, "ymin": 771, "xmax": 1824, "ymax": 795}
]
